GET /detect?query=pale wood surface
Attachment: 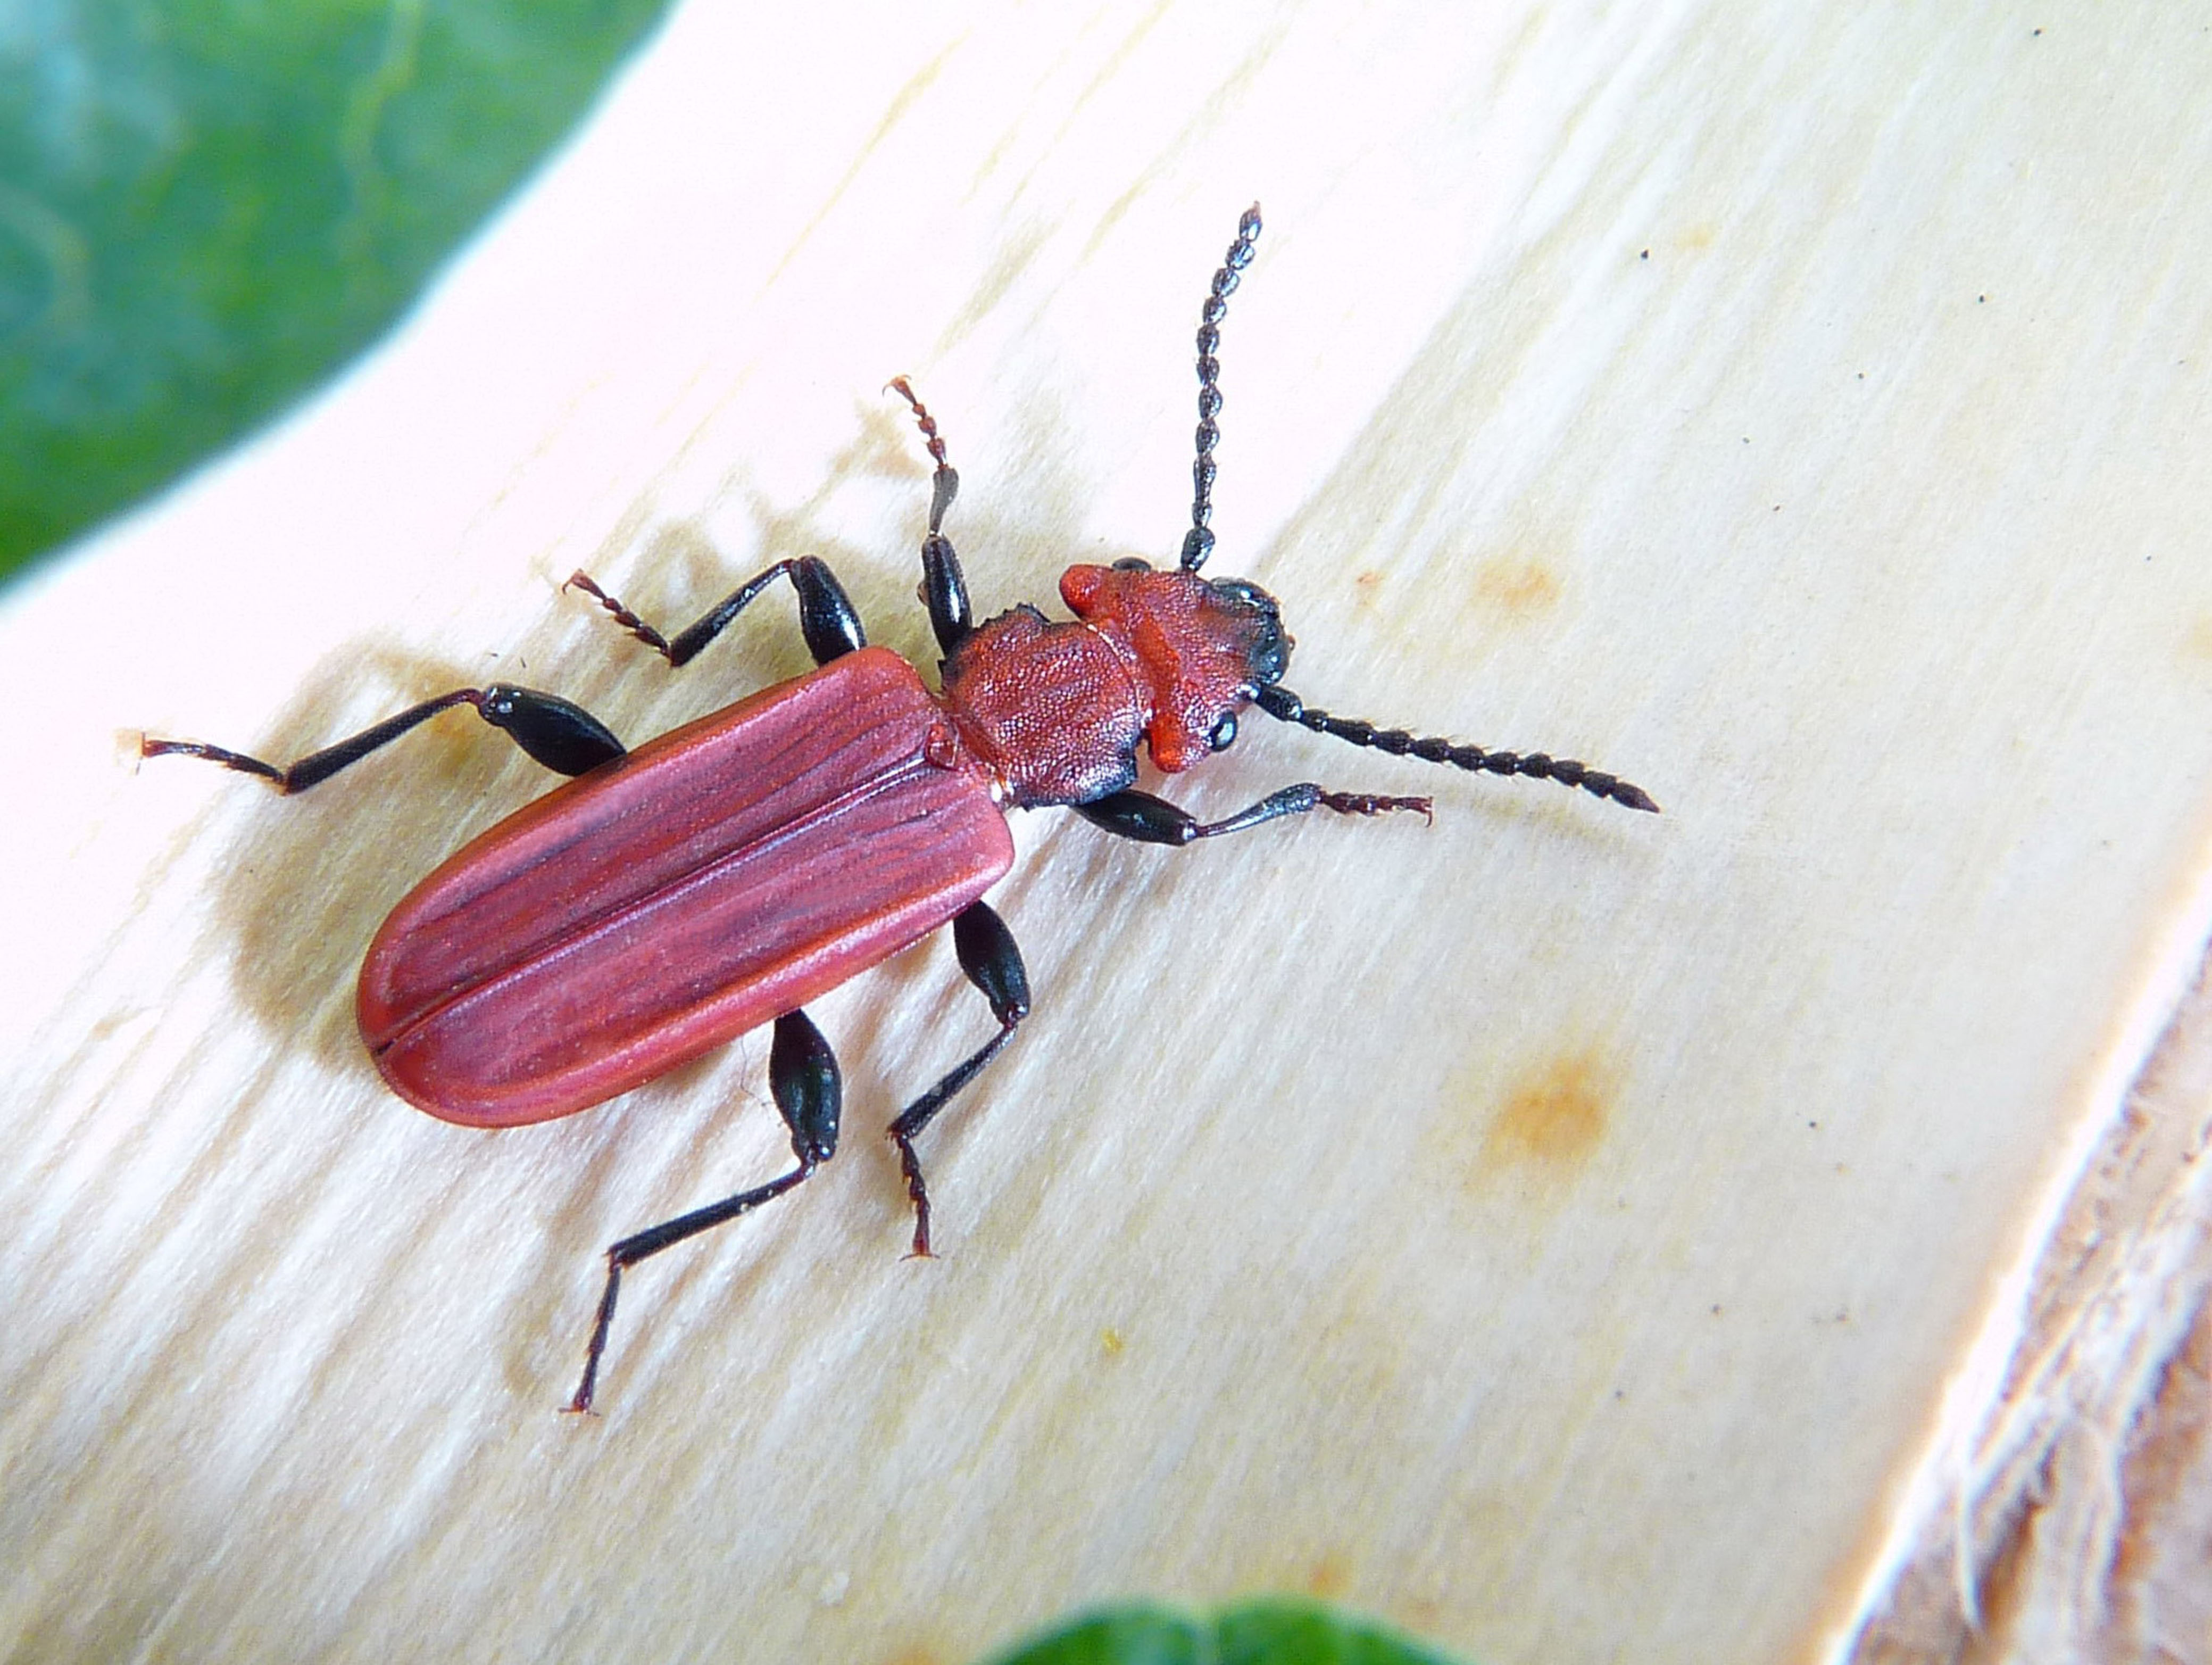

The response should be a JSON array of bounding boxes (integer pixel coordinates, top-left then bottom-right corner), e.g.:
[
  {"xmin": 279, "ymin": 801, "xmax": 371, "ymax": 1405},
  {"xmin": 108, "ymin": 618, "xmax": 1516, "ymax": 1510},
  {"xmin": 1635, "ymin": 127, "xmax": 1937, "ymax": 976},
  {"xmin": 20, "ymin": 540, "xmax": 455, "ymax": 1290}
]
[
  {"xmin": 1848, "ymin": 945, "xmax": 2212, "ymax": 1662},
  {"xmin": 5, "ymin": 5, "xmax": 2212, "ymax": 1664}
]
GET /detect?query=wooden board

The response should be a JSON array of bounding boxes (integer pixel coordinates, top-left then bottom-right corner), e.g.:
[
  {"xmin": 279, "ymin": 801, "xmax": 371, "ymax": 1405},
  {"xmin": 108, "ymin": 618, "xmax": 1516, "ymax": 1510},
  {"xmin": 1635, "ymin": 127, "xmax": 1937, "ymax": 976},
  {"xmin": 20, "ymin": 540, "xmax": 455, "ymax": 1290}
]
[{"xmin": 5, "ymin": 4, "xmax": 2211, "ymax": 1662}]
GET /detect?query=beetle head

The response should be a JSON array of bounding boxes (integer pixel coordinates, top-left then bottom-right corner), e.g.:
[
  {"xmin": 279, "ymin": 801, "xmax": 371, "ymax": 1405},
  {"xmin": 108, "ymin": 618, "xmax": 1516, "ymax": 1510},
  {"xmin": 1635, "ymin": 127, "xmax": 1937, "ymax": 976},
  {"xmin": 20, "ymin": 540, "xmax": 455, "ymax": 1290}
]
[{"xmin": 1060, "ymin": 560, "xmax": 1294, "ymax": 773}]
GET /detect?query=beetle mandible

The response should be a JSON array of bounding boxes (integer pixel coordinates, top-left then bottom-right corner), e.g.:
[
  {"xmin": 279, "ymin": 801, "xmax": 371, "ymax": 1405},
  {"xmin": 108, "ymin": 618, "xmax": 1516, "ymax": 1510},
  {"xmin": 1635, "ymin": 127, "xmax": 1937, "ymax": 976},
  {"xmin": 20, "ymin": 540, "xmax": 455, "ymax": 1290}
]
[{"xmin": 141, "ymin": 205, "xmax": 1658, "ymax": 1411}]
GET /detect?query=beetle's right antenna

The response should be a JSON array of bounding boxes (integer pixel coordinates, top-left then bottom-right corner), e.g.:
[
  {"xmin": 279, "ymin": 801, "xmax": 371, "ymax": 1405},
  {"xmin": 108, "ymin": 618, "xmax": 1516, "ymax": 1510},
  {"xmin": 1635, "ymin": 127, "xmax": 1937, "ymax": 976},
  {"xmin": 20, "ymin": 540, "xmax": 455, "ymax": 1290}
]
[{"xmin": 1179, "ymin": 203, "xmax": 1263, "ymax": 574}]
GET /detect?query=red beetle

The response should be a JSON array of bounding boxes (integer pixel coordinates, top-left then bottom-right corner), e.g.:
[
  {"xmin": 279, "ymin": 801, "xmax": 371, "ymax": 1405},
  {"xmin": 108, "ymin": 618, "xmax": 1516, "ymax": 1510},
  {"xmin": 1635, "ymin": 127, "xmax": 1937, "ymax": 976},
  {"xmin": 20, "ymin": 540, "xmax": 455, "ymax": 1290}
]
[{"xmin": 142, "ymin": 206, "xmax": 1657, "ymax": 1410}]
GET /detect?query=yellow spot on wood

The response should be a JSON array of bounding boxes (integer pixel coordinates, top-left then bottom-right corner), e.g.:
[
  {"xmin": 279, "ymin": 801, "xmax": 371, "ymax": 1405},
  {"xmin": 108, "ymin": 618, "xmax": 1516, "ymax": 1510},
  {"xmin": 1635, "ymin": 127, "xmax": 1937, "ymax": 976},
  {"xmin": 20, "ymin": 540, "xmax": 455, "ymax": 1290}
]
[
  {"xmin": 1484, "ymin": 1050, "xmax": 1614, "ymax": 1172},
  {"xmin": 1472, "ymin": 558, "xmax": 1562, "ymax": 618},
  {"xmin": 1305, "ymin": 1551, "xmax": 1352, "ymax": 1598}
]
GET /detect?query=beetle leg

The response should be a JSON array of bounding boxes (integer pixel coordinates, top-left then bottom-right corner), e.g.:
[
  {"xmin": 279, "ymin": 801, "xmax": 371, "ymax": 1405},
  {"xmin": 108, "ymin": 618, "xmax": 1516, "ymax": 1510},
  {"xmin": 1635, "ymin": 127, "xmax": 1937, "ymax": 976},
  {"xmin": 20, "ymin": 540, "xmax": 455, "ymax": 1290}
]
[
  {"xmin": 1071, "ymin": 783, "xmax": 1434, "ymax": 846},
  {"xmin": 140, "ymin": 685, "xmax": 624, "ymax": 794},
  {"xmin": 888, "ymin": 901, "xmax": 1029, "ymax": 1259},
  {"xmin": 564, "ymin": 555, "xmax": 866, "ymax": 670},
  {"xmin": 567, "ymin": 1009, "xmax": 842, "ymax": 1414},
  {"xmin": 886, "ymin": 377, "xmax": 972, "ymax": 656}
]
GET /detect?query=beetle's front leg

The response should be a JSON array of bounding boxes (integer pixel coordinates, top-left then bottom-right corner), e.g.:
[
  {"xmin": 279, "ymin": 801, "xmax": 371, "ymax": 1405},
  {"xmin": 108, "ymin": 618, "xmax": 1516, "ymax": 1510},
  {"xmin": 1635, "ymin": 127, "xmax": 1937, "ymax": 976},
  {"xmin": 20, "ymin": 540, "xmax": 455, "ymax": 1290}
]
[
  {"xmin": 141, "ymin": 685, "xmax": 625, "ymax": 793},
  {"xmin": 888, "ymin": 901, "xmax": 1029, "ymax": 1259},
  {"xmin": 567, "ymin": 1008, "xmax": 842, "ymax": 1415},
  {"xmin": 566, "ymin": 555, "xmax": 866, "ymax": 670},
  {"xmin": 887, "ymin": 377, "xmax": 972, "ymax": 656},
  {"xmin": 1071, "ymin": 783, "xmax": 1433, "ymax": 846}
]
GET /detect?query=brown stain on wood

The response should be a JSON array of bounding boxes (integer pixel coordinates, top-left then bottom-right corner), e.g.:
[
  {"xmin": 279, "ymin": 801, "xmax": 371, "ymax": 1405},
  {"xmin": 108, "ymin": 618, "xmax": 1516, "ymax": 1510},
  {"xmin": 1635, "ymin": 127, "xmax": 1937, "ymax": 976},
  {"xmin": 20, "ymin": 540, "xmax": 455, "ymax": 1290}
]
[
  {"xmin": 1482, "ymin": 1049, "xmax": 1614, "ymax": 1174},
  {"xmin": 1470, "ymin": 557, "xmax": 1562, "ymax": 619},
  {"xmin": 1304, "ymin": 1551, "xmax": 1353, "ymax": 1598}
]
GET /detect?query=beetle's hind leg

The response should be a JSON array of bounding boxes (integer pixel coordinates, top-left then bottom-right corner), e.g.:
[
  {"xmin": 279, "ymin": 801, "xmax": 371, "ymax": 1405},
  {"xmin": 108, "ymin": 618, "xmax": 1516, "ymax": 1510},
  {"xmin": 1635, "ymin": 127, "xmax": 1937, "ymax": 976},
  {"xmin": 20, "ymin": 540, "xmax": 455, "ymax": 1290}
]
[
  {"xmin": 888, "ymin": 901, "xmax": 1030, "ymax": 1258},
  {"xmin": 141, "ymin": 685, "xmax": 625, "ymax": 793},
  {"xmin": 566, "ymin": 554, "xmax": 866, "ymax": 671},
  {"xmin": 566, "ymin": 1008, "xmax": 843, "ymax": 1415}
]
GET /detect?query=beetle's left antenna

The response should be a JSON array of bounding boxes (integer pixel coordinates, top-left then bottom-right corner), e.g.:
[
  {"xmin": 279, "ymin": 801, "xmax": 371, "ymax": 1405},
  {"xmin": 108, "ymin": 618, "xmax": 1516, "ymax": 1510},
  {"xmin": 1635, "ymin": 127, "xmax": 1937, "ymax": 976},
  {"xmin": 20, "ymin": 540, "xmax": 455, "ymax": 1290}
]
[
  {"xmin": 1179, "ymin": 202, "xmax": 1263, "ymax": 574},
  {"xmin": 1251, "ymin": 684, "xmax": 1661, "ymax": 813}
]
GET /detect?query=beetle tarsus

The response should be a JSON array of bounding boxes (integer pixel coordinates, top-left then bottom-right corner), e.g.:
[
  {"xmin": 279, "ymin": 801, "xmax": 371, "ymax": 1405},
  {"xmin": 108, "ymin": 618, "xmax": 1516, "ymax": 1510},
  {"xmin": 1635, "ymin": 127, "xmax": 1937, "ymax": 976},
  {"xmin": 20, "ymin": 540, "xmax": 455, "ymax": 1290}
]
[
  {"xmin": 566, "ymin": 571, "xmax": 673, "ymax": 657},
  {"xmin": 887, "ymin": 376, "xmax": 953, "ymax": 481},
  {"xmin": 1316, "ymin": 790, "xmax": 1435, "ymax": 824},
  {"xmin": 138, "ymin": 736, "xmax": 287, "ymax": 787},
  {"xmin": 894, "ymin": 1138, "xmax": 938, "ymax": 1261}
]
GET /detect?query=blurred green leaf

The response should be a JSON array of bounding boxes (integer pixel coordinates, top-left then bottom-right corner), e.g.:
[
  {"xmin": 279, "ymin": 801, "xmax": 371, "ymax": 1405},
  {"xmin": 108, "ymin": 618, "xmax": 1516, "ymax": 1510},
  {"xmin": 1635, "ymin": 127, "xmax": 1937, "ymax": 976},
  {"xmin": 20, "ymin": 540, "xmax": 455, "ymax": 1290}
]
[
  {"xmin": 982, "ymin": 1598, "xmax": 1475, "ymax": 1665},
  {"xmin": 0, "ymin": 0, "xmax": 672, "ymax": 583}
]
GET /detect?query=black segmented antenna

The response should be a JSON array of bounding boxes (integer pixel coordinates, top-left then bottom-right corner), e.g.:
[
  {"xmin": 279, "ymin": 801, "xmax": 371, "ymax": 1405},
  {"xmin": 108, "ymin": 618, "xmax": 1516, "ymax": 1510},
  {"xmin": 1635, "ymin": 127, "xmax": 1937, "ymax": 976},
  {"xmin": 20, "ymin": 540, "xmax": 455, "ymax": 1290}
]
[
  {"xmin": 1178, "ymin": 203, "xmax": 1264, "ymax": 573},
  {"xmin": 1252, "ymin": 685, "xmax": 1661, "ymax": 813}
]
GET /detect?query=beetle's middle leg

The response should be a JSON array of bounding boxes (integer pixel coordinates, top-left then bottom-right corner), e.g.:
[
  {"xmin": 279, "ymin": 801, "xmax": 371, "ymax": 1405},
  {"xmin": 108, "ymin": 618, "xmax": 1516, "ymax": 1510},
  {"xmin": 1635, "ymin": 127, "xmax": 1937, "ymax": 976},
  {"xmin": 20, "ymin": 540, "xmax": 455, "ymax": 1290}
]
[
  {"xmin": 567, "ymin": 1007, "xmax": 842, "ymax": 1415},
  {"xmin": 888, "ymin": 901, "xmax": 1030, "ymax": 1259},
  {"xmin": 566, "ymin": 554, "xmax": 866, "ymax": 670}
]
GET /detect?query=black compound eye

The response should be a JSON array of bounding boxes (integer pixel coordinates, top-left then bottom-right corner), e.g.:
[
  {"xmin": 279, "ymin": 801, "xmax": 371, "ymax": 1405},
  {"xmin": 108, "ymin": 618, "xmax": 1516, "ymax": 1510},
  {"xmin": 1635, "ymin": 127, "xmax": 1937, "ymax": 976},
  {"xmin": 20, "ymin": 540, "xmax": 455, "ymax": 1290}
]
[
  {"xmin": 1208, "ymin": 712, "xmax": 1239, "ymax": 752},
  {"xmin": 1111, "ymin": 556, "xmax": 1153, "ymax": 571},
  {"xmin": 1203, "ymin": 577, "xmax": 1291, "ymax": 686}
]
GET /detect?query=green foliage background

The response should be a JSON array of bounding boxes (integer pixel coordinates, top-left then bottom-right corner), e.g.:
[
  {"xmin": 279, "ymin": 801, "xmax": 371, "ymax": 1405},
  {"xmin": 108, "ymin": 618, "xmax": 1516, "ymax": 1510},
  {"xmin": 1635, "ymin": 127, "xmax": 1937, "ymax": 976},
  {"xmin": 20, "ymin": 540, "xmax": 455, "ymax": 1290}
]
[
  {"xmin": 0, "ymin": 0, "xmax": 671, "ymax": 582},
  {"xmin": 985, "ymin": 1600, "xmax": 1473, "ymax": 1665}
]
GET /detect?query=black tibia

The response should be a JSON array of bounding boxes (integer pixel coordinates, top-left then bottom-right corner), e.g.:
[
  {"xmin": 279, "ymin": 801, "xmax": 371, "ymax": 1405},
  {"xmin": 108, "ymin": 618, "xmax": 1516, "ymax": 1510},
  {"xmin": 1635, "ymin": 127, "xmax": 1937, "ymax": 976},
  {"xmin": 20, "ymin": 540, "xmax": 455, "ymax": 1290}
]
[
  {"xmin": 888, "ymin": 901, "xmax": 1029, "ymax": 1260},
  {"xmin": 567, "ymin": 1009, "xmax": 843, "ymax": 1415},
  {"xmin": 565, "ymin": 555, "xmax": 865, "ymax": 670},
  {"xmin": 1252, "ymin": 685, "xmax": 1661, "ymax": 814},
  {"xmin": 888, "ymin": 377, "xmax": 971, "ymax": 656},
  {"xmin": 1072, "ymin": 782, "xmax": 1433, "ymax": 847},
  {"xmin": 1180, "ymin": 202, "xmax": 1264, "ymax": 575},
  {"xmin": 139, "ymin": 686, "xmax": 625, "ymax": 794}
]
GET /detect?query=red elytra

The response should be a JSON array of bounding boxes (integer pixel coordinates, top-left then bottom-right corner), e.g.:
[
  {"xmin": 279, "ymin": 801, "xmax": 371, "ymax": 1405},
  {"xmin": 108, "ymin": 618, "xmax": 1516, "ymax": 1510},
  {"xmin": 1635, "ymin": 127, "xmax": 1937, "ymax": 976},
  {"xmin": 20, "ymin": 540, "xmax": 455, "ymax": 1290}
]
[
  {"xmin": 357, "ymin": 647, "xmax": 1013, "ymax": 1128},
  {"xmin": 139, "ymin": 207, "xmax": 1657, "ymax": 1410}
]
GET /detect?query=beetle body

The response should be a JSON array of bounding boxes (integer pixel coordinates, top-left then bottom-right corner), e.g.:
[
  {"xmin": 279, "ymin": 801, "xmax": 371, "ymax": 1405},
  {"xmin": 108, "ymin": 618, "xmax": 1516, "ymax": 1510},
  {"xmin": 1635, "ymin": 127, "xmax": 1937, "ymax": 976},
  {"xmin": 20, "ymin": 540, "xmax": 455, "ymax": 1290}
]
[{"xmin": 140, "ymin": 206, "xmax": 1656, "ymax": 1410}]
